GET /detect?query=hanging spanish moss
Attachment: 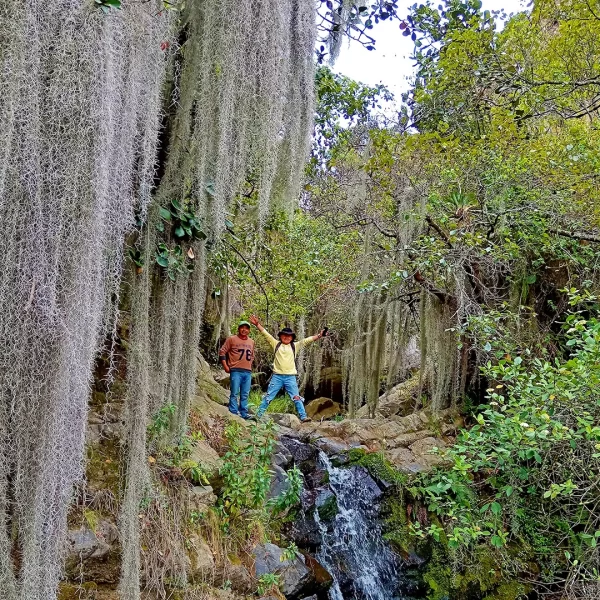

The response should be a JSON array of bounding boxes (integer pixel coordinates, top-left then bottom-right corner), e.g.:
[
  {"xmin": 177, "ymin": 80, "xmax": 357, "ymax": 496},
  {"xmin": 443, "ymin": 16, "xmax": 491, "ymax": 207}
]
[
  {"xmin": 0, "ymin": 2, "xmax": 170, "ymax": 598},
  {"xmin": 343, "ymin": 289, "xmax": 388, "ymax": 417},
  {"xmin": 419, "ymin": 292, "xmax": 460, "ymax": 413},
  {"xmin": 119, "ymin": 0, "xmax": 317, "ymax": 596}
]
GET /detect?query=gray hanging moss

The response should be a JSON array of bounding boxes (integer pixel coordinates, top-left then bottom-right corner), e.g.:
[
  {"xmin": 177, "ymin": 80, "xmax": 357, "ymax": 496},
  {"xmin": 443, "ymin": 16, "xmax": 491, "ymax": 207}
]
[{"xmin": 0, "ymin": 0, "xmax": 317, "ymax": 598}]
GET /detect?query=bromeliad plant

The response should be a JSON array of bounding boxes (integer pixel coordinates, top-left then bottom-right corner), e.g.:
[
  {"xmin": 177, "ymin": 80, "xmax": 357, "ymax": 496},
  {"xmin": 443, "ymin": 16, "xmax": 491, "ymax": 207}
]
[{"xmin": 155, "ymin": 199, "xmax": 208, "ymax": 280}]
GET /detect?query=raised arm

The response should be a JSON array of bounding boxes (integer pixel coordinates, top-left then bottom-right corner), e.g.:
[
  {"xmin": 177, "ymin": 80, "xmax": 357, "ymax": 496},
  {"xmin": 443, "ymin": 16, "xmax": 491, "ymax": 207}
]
[{"xmin": 249, "ymin": 315, "xmax": 277, "ymax": 349}]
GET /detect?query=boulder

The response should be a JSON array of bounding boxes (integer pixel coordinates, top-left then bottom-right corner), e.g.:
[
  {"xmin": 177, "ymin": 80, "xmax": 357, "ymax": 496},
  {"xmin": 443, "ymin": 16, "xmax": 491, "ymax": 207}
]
[
  {"xmin": 196, "ymin": 354, "xmax": 229, "ymax": 406},
  {"xmin": 65, "ymin": 526, "xmax": 111, "ymax": 565},
  {"xmin": 188, "ymin": 534, "xmax": 215, "ymax": 580},
  {"xmin": 190, "ymin": 440, "xmax": 223, "ymax": 477},
  {"xmin": 312, "ymin": 436, "xmax": 352, "ymax": 456},
  {"xmin": 253, "ymin": 543, "xmax": 331, "ymax": 599},
  {"xmin": 289, "ymin": 511, "xmax": 321, "ymax": 550},
  {"xmin": 215, "ymin": 559, "xmax": 253, "ymax": 594},
  {"xmin": 269, "ymin": 413, "xmax": 301, "ymax": 430},
  {"xmin": 351, "ymin": 467, "xmax": 383, "ymax": 502},
  {"xmin": 357, "ymin": 374, "xmax": 420, "ymax": 419},
  {"xmin": 189, "ymin": 485, "xmax": 217, "ymax": 513},
  {"xmin": 272, "ymin": 441, "xmax": 293, "ymax": 469},
  {"xmin": 279, "ymin": 436, "xmax": 319, "ymax": 465},
  {"xmin": 305, "ymin": 398, "xmax": 341, "ymax": 421},
  {"xmin": 409, "ymin": 436, "xmax": 447, "ymax": 468}
]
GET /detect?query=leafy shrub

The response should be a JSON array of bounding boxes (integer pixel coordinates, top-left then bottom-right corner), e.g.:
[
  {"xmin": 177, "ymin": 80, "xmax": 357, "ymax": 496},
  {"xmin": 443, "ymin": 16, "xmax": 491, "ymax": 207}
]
[
  {"xmin": 217, "ymin": 420, "xmax": 303, "ymax": 541},
  {"xmin": 410, "ymin": 299, "xmax": 600, "ymax": 596}
]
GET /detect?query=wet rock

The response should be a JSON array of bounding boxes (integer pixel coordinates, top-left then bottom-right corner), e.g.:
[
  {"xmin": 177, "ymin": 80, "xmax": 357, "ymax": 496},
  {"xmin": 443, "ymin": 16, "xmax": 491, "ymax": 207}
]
[
  {"xmin": 279, "ymin": 436, "xmax": 318, "ymax": 465},
  {"xmin": 304, "ymin": 466, "xmax": 329, "ymax": 489},
  {"xmin": 301, "ymin": 552, "xmax": 333, "ymax": 594},
  {"xmin": 253, "ymin": 543, "xmax": 331, "ymax": 599},
  {"xmin": 351, "ymin": 466, "xmax": 383, "ymax": 502},
  {"xmin": 305, "ymin": 397, "xmax": 341, "ymax": 420},
  {"xmin": 289, "ymin": 510, "xmax": 321, "ymax": 550},
  {"xmin": 272, "ymin": 440, "xmax": 293, "ymax": 469},
  {"xmin": 316, "ymin": 490, "xmax": 338, "ymax": 521}
]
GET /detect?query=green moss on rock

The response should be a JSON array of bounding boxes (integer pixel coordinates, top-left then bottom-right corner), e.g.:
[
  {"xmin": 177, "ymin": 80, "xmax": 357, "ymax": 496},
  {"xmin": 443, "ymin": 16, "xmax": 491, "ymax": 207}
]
[{"xmin": 347, "ymin": 448, "xmax": 408, "ymax": 486}]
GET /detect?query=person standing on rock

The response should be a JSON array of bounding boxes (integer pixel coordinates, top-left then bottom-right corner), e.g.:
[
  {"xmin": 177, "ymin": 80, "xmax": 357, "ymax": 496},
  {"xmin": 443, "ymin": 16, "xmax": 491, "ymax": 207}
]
[
  {"xmin": 249, "ymin": 315, "xmax": 326, "ymax": 423},
  {"xmin": 219, "ymin": 320, "xmax": 255, "ymax": 420}
]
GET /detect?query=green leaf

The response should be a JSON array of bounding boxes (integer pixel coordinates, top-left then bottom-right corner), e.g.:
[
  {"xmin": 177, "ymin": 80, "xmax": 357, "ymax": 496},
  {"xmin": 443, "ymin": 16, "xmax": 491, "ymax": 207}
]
[
  {"xmin": 205, "ymin": 182, "xmax": 216, "ymax": 197},
  {"xmin": 491, "ymin": 502, "xmax": 502, "ymax": 515},
  {"xmin": 174, "ymin": 226, "xmax": 185, "ymax": 238},
  {"xmin": 156, "ymin": 221, "xmax": 165, "ymax": 233},
  {"xmin": 104, "ymin": 0, "xmax": 122, "ymax": 7},
  {"xmin": 171, "ymin": 199, "xmax": 182, "ymax": 211},
  {"xmin": 225, "ymin": 219, "xmax": 235, "ymax": 230},
  {"xmin": 483, "ymin": 341, "xmax": 492, "ymax": 352},
  {"xmin": 156, "ymin": 255, "xmax": 169, "ymax": 268},
  {"xmin": 159, "ymin": 207, "xmax": 172, "ymax": 220}
]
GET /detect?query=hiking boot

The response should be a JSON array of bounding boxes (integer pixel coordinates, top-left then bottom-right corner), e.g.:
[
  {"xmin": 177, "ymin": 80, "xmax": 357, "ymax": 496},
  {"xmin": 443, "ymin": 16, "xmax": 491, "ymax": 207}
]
[
  {"xmin": 301, "ymin": 417, "xmax": 312, "ymax": 423},
  {"xmin": 243, "ymin": 414, "xmax": 257, "ymax": 421}
]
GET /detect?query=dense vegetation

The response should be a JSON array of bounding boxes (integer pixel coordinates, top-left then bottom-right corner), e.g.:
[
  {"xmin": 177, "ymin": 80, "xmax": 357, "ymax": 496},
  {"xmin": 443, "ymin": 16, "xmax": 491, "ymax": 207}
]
[
  {"xmin": 216, "ymin": 1, "xmax": 600, "ymax": 598},
  {"xmin": 1, "ymin": 0, "xmax": 600, "ymax": 599}
]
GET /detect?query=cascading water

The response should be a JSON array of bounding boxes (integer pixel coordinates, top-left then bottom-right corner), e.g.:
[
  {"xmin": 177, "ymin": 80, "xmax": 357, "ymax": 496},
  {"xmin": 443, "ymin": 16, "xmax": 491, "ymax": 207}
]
[{"xmin": 314, "ymin": 451, "xmax": 407, "ymax": 600}]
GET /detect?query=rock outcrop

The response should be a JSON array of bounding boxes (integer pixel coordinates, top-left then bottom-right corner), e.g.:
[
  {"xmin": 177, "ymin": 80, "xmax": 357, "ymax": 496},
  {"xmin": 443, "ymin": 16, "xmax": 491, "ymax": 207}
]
[
  {"xmin": 305, "ymin": 397, "xmax": 341, "ymax": 420},
  {"xmin": 253, "ymin": 542, "xmax": 332, "ymax": 599}
]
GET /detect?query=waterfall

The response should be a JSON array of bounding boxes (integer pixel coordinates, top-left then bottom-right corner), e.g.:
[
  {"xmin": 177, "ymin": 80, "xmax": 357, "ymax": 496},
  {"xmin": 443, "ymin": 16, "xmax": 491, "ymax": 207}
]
[{"xmin": 314, "ymin": 451, "xmax": 406, "ymax": 600}]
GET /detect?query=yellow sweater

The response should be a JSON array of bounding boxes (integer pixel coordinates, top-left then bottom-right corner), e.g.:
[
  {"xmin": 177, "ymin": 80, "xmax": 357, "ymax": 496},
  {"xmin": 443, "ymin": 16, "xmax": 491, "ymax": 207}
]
[{"xmin": 260, "ymin": 329, "xmax": 316, "ymax": 375}]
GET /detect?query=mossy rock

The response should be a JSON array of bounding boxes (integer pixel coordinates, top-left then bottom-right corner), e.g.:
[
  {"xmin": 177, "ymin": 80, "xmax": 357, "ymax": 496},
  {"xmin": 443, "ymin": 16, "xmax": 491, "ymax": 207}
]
[
  {"xmin": 316, "ymin": 492, "xmax": 338, "ymax": 521},
  {"xmin": 347, "ymin": 448, "xmax": 408, "ymax": 487}
]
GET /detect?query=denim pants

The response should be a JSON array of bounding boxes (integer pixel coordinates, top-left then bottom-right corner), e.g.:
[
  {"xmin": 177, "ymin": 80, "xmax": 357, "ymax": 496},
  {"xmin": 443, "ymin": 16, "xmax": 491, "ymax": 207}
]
[
  {"xmin": 229, "ymin": 369, "xmax": 252, "ymax": 418},
  {"xmin": 257, "ymin": 373, "xmax": 307, "ymax": 420}
]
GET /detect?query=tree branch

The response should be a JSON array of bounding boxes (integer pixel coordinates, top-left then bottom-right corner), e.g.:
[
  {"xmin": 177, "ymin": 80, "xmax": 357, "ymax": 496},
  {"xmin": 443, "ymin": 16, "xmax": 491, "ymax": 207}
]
[{"xmin": 549, "ymin": 228, "xmax": 600, "ymax": 243}]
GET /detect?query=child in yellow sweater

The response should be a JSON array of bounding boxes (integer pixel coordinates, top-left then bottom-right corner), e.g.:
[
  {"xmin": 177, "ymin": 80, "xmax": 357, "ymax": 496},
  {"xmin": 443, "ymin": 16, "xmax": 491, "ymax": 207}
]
[{"xmin": 249, "ymin": 315, "xmax": 325, "ymax": 422}]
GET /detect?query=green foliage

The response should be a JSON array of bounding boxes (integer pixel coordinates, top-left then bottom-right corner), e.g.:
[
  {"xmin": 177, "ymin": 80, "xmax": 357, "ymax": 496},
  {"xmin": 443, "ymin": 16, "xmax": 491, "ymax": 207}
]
[
  {"xmin": 312, "ymin": 66, "xmax": 393, "ymax": 169},
  {"xmin": 347, "ymin": 448, "xmax": 408, "ymax": 487},
  {"xmin": 410, "ymin": 304, "xmax": 600, "ymax": 593},
  {"xmin": 248, "ymin": 390, "xmax": 294, "ymax": 414},
  {"xmin": 257, "ymin": 573, "xmax": 281, "ymax": 596},
  {"xmin": 95, "ymin": 0, "xmax": 121, "ymax": 13},
  {"xmin": 217, "ymin": 421, "xmax": 302, "ymax": 537},
  {"xmin": 148, "ymin": 403, "xmax": 177, "ymax": 441}
]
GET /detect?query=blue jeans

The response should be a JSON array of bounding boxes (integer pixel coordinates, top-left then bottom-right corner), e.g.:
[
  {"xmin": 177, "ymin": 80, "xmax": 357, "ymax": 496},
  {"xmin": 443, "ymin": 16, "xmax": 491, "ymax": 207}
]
[
  {"xmin": 229, "ymin": 369, "xmax": 251, "ymax": 418},
  {"xmin": 257, "ymin": 374, "xmax": 307, "ymax": 420}
]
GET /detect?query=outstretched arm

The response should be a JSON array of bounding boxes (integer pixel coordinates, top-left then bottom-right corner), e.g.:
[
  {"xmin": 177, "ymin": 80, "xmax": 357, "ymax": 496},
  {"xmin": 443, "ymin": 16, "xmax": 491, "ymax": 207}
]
[{"xmin": 298, "ymin": 329, "xmax": 327, "ymax": 350}]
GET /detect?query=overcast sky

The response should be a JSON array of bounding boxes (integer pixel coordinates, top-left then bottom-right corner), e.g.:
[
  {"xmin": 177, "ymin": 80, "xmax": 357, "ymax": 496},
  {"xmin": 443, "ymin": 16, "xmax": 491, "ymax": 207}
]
[{"xmin": 334, "ymin": 0, "xmax": 529, "ymax": 97}]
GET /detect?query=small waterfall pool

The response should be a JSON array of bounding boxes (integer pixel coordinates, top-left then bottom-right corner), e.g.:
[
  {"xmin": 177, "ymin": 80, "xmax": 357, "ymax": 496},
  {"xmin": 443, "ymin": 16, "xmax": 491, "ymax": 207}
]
[{"xmin": 313, "ymin": 451, "xmax": 407, "ymax": 600}]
